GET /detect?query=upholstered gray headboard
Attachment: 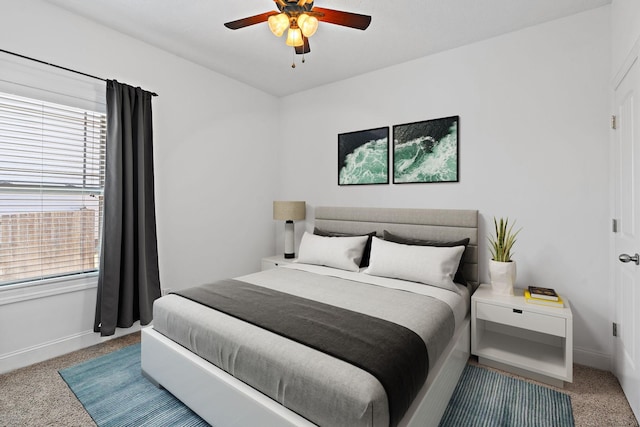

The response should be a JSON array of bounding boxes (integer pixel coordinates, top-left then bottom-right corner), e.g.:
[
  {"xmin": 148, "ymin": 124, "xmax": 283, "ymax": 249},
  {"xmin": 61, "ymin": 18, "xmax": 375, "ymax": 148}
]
[{"xmin": 314, "ymin": 206, "xmax": 479, "ymax": 286}]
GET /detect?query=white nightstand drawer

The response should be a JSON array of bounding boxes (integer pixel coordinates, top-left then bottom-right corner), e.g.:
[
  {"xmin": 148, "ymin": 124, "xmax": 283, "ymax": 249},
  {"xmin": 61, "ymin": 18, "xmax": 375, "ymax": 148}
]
[
  {"xmin": 476, "ymin": 302, "xmax": 566, "ymax": 337},
  {"xmin": 261, "ymin": 256, "xmax": 296, "ymax": 271}
]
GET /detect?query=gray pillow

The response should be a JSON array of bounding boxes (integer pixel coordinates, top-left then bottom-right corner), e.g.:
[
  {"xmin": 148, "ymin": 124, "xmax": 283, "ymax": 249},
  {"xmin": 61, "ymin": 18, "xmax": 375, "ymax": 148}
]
[{"xmin": 383, "ymin": 230, "xmax": 469, "ymax": 284}]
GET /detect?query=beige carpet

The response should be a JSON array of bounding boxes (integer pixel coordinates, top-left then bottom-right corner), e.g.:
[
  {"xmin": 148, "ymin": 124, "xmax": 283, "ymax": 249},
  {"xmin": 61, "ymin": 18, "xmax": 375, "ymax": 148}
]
[
  {"xmin": 0, "ymin": 332, "xmax": 637, "ymax": 427},
  {"xmin": 0, "ymin": 333, "xmax": 140, "ymax": 427}
]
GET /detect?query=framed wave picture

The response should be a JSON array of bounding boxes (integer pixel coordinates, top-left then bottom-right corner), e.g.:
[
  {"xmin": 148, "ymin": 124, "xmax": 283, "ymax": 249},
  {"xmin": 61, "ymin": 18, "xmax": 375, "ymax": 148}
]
[
  {"xmin": 338, "ymin": 126, "xmax": 389, "ymax": 185},
  {"xmin": 393, "ymin": 116, "xmax": 459, "ymax": 184}
]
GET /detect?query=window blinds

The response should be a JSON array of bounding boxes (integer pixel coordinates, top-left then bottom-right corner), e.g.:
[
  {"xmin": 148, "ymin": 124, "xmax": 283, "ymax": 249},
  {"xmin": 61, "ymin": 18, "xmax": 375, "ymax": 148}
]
[{"xmin": 0, "ymin": 91, "xmax": 107, "ymax": 286}]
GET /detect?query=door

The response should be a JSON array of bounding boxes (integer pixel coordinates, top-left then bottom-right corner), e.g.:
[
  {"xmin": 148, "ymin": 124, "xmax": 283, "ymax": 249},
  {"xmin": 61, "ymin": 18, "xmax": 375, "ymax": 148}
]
[{"xmin": 613, "ymin": 56, "xmax": 640, "ymax": 421}]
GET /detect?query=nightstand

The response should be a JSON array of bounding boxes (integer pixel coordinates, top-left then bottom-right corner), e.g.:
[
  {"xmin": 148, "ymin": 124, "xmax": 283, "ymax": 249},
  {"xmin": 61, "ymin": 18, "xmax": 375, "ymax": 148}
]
[
  {"xmin": 261, "ymin": 255, "xmax": 296, "ymax": 271},
  {"xmin": 471, "ymin": 284, "xmax": 573, "ymax": 387}
]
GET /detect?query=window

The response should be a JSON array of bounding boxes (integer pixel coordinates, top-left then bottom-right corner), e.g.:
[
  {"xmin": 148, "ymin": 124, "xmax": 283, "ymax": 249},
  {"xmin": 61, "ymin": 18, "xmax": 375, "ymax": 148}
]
[{"xmin": 0, "ymin": 91, "xmax": 106, "ymax": 286}]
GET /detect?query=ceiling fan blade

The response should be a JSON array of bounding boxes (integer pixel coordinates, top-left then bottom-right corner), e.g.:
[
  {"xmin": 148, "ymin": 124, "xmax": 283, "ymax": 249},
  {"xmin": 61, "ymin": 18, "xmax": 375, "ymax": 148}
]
[
  {"xmin": 224, "ymin": 11, "xmax": 277, "ymax": 30},
  {"xmin": 312, "ymin": 7, "xmax": 371, "ymax": 30},
  {"xmin": 295, "ymin": 37, "xmax": 311, "ymax": 55}
]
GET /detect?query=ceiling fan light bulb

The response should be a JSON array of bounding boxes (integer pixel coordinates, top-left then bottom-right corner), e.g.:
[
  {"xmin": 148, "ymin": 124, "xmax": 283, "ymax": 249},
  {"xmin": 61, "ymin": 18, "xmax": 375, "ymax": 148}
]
[
  {"xmin": 286, "ymin": 28, "xmax": 304, "ymax": 47},
  {"xmin": 268, "ymin": 13, "xmax": 289, "ymax": 37},
  {"xmin": 298, "ymin": 14, "xmax": 318, "ymax": 37}
]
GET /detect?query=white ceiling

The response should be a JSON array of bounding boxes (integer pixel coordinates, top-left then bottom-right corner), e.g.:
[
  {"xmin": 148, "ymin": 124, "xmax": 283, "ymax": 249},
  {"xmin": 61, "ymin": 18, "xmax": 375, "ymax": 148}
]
[{"xmin": 44, "ymin": 0, "xmax": 610, "ymax": 97}]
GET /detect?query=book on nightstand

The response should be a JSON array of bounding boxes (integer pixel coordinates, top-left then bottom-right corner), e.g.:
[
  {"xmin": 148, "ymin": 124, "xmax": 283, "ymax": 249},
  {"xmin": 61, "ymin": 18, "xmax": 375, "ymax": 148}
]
[
  {"xmin": 524, "ymin": 290, "xmax": 564, "ymax": 308},
  {"xmin": 527, "ymin": 286, "xmax": 559, "ymax": 301}
]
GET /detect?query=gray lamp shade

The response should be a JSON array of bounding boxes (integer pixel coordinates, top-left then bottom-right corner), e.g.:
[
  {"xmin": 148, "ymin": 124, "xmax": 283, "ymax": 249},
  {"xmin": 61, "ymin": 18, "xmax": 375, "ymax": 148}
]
[
  {"xmin": 273, "ymin": 201, "xmax": 306, "ymax": 221},
  {"xmin": 273, "ymin": 201, "xmax": 305, "ymax": 259}
]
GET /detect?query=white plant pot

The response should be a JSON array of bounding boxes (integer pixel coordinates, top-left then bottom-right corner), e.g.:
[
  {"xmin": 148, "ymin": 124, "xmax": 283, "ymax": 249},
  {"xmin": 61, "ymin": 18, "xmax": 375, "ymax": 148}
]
[{"xmin": 489, "ymin": 260, "xmax": 516, "ymax": 295}]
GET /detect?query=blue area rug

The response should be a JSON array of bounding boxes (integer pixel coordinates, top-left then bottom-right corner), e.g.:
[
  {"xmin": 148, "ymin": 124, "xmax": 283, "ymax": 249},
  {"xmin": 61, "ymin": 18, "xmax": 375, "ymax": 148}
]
[
  {"xmin": 439, "ymin": 364, "xmax": 575, "ymax": 427},
  {"xmin": 60, "ymin": 344, "xmax": 574, "ymax": 427},
  {"xmin": 59, "ymin": 343, "xmax": 208, "ymax": 427}
]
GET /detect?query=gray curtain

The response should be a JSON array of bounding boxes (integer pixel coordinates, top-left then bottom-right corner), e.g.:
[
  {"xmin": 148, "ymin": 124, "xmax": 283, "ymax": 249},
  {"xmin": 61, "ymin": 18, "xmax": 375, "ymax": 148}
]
[{"xmin": 94, "ymin": 80, "xmax": 161, "ymax": 337}]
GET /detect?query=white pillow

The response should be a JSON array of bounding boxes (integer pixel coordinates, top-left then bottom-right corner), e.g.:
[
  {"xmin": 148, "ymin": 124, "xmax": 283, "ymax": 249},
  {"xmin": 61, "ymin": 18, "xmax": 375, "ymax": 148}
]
[
  {"xmin": 364, "ymin": 237, "xmax": 465, "ymax": 292},
  {"xmin": 296, "ymin": 232, "xmax": 368, "ymax": 272}
]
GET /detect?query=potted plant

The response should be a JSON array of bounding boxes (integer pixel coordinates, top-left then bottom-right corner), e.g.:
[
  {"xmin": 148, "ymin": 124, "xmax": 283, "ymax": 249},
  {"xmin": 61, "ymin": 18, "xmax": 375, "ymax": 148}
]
[{"xmin": 488, "ymin": 217, "xmax": 521, "ymax": 295}]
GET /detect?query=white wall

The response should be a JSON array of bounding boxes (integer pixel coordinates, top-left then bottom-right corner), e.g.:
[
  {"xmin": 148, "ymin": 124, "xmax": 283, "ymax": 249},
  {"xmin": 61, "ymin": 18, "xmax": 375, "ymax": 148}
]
[
  {"xmin": 0, "ymin": 2, "xmax": 617, "ymax": 374},
  {"xmin": 612, "ymin": 0, "xmax": 640, "ymax": 76},
  {"xmin": 0, "ymin": 0, "xmax": 279, "ymax": 373},
  {"xmin": 278, "ymin": 7, "xmax": 612, "ymax": 369}
]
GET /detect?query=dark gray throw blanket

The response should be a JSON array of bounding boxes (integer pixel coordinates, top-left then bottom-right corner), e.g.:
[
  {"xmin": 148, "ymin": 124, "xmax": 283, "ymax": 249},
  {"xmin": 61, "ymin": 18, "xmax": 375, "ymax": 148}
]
[{"xmin": 175, "ymin": 279, "xmax": 429, "ymax": 427}]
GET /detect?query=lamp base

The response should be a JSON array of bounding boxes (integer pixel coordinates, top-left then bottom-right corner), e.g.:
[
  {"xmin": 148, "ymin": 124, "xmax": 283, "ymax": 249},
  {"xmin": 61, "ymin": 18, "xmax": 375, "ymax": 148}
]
[{"xmin": 284, "ymin": 220, "xmax": 295, "ymax": 260}]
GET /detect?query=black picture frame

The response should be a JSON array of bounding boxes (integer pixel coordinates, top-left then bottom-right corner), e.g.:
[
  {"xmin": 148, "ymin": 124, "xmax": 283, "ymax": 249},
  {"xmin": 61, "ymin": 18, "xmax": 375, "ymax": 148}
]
[
  {"xmin": 338, "ymin": 126, "xmax": 389, "ymax": 186},
  {"xmin": 392, "ymin": 116, "xmax": 459, "ymax": 184}
]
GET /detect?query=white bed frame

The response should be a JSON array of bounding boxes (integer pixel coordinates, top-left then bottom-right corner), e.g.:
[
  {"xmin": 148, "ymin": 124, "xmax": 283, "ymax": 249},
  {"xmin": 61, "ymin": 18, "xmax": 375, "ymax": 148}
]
[{"xmin": 142, "ymin": 207, "xmax": 478, "ymax": 427}]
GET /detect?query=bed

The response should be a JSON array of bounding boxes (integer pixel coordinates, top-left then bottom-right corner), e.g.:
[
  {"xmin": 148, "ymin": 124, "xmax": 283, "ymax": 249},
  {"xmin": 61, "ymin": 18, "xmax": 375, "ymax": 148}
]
[{"xmin": 141, "ymin": 206, "xmax": 478, "ymax": 427}]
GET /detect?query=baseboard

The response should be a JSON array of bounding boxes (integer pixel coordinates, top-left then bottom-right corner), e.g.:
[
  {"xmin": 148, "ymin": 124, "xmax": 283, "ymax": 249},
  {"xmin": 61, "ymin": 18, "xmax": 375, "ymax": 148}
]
[
  {"xmin": 0, "ymin": 322, "xmax": 140, "ymax": 375},
  {"xmin": 573, "ymin": 346, "xmax": 611, "ymax": 371}
]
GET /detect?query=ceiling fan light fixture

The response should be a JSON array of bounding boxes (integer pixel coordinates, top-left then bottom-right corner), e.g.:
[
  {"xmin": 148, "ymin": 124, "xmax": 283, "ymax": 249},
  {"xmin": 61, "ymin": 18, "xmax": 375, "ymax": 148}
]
[
  {"xmin": 268, "ymin": 13, "xmax": 289, "ymax": 37},
  {"xmin": 224, "ymin": 2, "xmax": 372, "ymax": 62},
  {"xmin": 297, "ymin": 13, "xmax": 318, "ymax": 37},
  {"xmin": 285, "ymin": 27, "xmax": 304, "ymax": 47}
]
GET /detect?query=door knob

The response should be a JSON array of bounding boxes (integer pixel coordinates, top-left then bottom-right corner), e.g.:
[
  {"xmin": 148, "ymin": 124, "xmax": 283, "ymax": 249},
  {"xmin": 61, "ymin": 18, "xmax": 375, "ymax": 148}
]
[{"xmin": 619, "ymin": 253, "xmax": 640, "ymax": 265}]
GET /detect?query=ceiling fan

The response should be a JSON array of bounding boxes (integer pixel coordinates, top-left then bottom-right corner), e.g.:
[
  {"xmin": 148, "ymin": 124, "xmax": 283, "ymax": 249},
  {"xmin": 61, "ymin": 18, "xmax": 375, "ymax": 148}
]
[{"xmin": 224, "ymin": 0, "xmax": 371, "ymax": 59}]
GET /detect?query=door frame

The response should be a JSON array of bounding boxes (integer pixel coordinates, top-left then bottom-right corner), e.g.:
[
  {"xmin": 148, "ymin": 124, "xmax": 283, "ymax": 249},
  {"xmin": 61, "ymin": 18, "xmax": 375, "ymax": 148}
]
[{"xmin": 610, "ymin": 34, "xmax": 640, "ymax": 421}]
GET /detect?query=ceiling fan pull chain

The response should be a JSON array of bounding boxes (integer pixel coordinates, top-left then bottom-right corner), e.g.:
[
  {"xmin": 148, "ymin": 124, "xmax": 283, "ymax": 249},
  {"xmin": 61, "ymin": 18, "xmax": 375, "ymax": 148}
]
[{"xmin": 291, "ymin": 49, "xmax": 296, "ymax": 68}]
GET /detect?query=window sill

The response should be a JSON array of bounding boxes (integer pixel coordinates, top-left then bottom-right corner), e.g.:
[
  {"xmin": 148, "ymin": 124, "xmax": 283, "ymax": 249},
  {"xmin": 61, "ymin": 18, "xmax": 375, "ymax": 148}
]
[{"xmin": 0, "ymin": 272, "xmax": 99, "ymax": 306}]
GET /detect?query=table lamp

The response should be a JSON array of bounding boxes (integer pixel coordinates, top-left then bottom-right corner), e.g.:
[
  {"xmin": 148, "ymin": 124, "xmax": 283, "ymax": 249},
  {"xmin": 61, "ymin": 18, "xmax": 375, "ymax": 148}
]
[{"xmin": 273, "ymin": 201, "xmax": 306, "ymax": 259}]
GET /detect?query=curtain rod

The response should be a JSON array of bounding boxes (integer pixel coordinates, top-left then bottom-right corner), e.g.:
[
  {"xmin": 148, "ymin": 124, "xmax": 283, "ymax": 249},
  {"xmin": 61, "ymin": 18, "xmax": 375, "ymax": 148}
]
[{"xmin": 0, "ymin": 48, "xmax": 158, "ymax": 97}]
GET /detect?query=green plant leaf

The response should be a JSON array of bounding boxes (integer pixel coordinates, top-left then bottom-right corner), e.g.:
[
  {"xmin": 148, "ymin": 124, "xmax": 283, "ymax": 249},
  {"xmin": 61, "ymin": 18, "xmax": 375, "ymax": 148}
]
[{"xmin": 488, "ymin": 216, "xmax": 522, "ymax": 262}]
